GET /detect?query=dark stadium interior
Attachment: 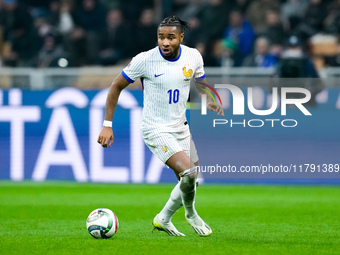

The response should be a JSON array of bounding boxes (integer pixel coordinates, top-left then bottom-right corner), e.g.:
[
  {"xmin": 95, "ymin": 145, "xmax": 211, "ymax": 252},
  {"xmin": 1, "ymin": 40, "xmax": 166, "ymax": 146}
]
[{"xmin": 0, "ymin": 0, "xmax": 339, "ymax": 69}]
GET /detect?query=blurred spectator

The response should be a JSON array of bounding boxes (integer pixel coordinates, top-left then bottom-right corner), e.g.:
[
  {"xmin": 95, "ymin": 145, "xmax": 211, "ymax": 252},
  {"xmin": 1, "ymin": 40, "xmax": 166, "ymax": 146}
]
[
  {"xmin": 325, "ymin": 0, "xmax": 340, "ymax": 34},
  {"xmin": 195, "ymin": 41, "xmax": 218, "ymax": 66},
  {"xmin": 31, "ymin": 2, "xmax": 57, "ymax": 40},
  {"xmin": 269, "ymin": 43, "xmax": 283, "ymax": 60},
  {"xmin": 41, "ymin": 0, "xmax": 75, "ymax": 67},
  {"xmin": 281, "ymin": 0, "xmax": 307, "ymax": 30},
  {"xmin": 246, "ymin": 0, "xmax": 280, "ymax": 33},
  {"xmin": 52, "ymin": 1, "xmax": 74, "ymax": 36},
  {"xmin": 120, "ymin": 0, "xmax": 154, "ymax": 26},
  {"xmin": 69, "ymin": 0, "xmax": 107, "ymax": 65},
  {"xmin": 1, "ymin": 0, "xmax": 33, "ymax": 40},
  {"xmin": 101, "ymin": 0, "xmax": 120, "ymax": 9},
  {"xmin": 277, "ymin": 35, "xmax": 324, "ymax": 105},
  {"xmin": 278, "ymin": 36, "xmax": 317, "ymax": 78},
  {"xmin": 219, "ymin": 37, "xmax": 238, "ymax": 67},
  {"xmin": 184, "ymin": 16, "xmax": 204, "ymax": 48},
  {"xmin": 163, "ymin": 0, "xmax": 188, "ymax": 17},
  {"xmin": 133, "ymin": 8, "xmax": 158, "ymax": 55},
  {"xmin": 185, "ymin": 6, "xmax": 228, "ymax": 67},
  {"xmin": 176, "ymin": 0, "xmax": 206, "ymax": 20},
  {"xmin": 260, "ymin": 8, "xmax": 286, "ymax": 45},
  {"xmin": 1, "ymin": 0, "xmax": 41, "ymax": 66},
  {"xmin": 35, "ymin": 32, "xmax": 68, "ymax": 68},
  {"xmin": 0, "ymin": 0, "xmax": 4, "ymax": 65},
  {"xmin": 233, "ymin": 0, "xmax": 252, "ymax": 14},
  {"xmin": 21, "ymin": 0, "xmax": 53, "ymax": 19},
  {"xmin": 198, "ymin": 0, "xmax": 230, "ymax": 41},
  {"xmin": 294, "ymin": 0, "xmax": 327, "ymax": 41},
  {"xmin": 2, "ymin": 22, "xmax": 41, "ymax": 67},
  {"xmin": 0, "ymin": 0, "xmax": 5, "ymax": 65},
  {"xmin": 98, "ymin": 9, "xmax": 131, "ymax": 65},
  {"xmin": 305, "ymin": 0, "xmax": 328, "ymax": 32},
  {"xmin": 45, "ymin": 1, "xmax": 59, "ymax": 26},
  {"xmin": 243, "ymin": 37, "xmax": 278, "ymax": 67},
  {"xmin": 1, "ymin": 0, "xmax": 339, "ymax": 68},
  {"xmin": 20, "ymin": 0, "xmax": 53, "ymax": 9},
  {"xmin": 223, "ymin": 8, "xmax": 255, "ymax": 66},
  {"xmin": 0, "ymin": 0, "xmax": 5, "ymax": 25}
]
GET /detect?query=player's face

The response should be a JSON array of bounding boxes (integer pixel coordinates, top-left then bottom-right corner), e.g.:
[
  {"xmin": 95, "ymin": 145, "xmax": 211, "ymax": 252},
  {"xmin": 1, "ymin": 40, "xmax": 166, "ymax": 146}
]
[{"xmin": 158, "ymin": 26, "xmax": 184, "ymax": 59}]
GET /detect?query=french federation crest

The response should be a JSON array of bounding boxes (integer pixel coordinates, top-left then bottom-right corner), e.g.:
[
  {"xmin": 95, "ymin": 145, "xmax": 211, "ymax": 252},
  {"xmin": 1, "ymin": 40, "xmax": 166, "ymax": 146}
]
[{"xmin": 183, "ymin": 65, "xmax": 193, "ymax": 82}]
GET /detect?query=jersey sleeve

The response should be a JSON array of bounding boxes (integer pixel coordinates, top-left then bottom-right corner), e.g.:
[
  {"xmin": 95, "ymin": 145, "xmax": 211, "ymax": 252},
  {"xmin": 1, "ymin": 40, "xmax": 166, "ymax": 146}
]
[
  {"xmin": 121, "ymin": 52, "xmax": 146, "ymax": 83},
  {"xmin": 194, "ymin": 49, "xmax": 206, "ymax": 81}
]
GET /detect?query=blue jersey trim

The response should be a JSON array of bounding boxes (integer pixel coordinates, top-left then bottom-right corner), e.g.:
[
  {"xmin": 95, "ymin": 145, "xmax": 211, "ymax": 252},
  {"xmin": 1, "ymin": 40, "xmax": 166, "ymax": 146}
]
[
  {"xmin": 158, "ymin": 46, "xmax": 182, "ymax": 62},
  {"xmin": 121, "ymin": 70, "xmax": 134, "ymax": 83},
  {"xmin": 195, "ymin": 74, "xmax": 206, "ymax": 81}
]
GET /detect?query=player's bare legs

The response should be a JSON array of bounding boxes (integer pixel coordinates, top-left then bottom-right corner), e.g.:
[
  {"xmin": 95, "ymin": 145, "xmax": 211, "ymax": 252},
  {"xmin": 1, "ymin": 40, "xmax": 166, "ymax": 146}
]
[{"xmin": 153, "ymin": 151, "xmax": 212, "ymax": 237}]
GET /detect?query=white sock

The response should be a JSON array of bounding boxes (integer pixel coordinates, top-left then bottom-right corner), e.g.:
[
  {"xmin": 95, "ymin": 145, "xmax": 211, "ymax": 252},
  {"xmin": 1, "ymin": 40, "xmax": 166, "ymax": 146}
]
[
  {"xmin": 158, "ymin": 182, "xmax": 183, "ymax": 223},
  {"xmin": 179, "ymin": 167, "xmax": 198, "ymax": 219}
]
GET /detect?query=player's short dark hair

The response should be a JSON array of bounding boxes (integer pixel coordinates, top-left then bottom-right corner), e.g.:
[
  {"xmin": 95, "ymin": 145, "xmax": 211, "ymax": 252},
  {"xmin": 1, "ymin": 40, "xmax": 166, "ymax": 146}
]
[{"xmin": 158, "ymin": 16, "xmax": 189, "ymax": 33}]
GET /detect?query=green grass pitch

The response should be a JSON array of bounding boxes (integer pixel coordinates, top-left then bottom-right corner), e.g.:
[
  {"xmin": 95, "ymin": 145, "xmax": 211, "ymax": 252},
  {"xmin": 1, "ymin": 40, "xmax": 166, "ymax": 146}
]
[{"xmin": 0, "ymin": 181, "xmax": 339, "ymax": 255}]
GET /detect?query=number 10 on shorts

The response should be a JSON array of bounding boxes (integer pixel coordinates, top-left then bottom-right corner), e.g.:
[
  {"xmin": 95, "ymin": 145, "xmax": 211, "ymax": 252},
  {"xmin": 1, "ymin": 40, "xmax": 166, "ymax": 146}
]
[{"xmin": 168, "ymin": 89, "xmax": 179, "ymax": 104}]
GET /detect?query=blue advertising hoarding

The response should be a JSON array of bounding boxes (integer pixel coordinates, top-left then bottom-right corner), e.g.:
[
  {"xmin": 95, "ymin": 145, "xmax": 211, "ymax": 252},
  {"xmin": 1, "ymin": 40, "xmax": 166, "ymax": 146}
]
[{"xmin": 0, "ymin": 87, "xmax": 340, "ymax": 184}]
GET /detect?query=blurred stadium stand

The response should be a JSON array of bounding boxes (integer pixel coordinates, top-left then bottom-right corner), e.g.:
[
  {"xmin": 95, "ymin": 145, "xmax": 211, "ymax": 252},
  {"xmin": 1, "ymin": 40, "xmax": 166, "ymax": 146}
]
[
  {"xmin": 0, "ymin": 0, "xmax": 340, "ymax": 74},
  {"xmin": 0, "ymin": 0, "xmax": 339, "ymax": 95}
]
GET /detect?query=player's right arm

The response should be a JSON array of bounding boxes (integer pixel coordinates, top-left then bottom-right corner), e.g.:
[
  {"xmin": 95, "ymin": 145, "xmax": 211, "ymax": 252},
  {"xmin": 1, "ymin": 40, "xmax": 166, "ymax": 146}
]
[
  {"xmin": 98, "ymin": 51, "xmax": 145, "ymax": 147},
  {"xmin": 97, "ymin": 73, "xmax": 130, "ymax": 148}
]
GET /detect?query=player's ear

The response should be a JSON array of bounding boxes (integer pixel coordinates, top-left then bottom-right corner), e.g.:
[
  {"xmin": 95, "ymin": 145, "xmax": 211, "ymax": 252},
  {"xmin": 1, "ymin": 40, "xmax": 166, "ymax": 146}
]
[{"xmin": 180, "ymin": 33, "xmax": 184, "ymax": 43}]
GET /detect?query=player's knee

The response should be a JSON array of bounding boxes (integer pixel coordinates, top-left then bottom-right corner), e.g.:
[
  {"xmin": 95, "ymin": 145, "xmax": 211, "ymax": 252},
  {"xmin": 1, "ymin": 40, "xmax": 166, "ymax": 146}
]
[
  {"xmin": 179, "ymin": 166, "xmax": 198, "ymax": 181},
  {"xmin": 179, "ymin": 167, "xmax": 197, "ymax": 193}
]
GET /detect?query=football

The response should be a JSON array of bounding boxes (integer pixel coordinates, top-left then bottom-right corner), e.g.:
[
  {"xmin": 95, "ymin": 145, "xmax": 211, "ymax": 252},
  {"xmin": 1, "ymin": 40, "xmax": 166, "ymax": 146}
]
[{"xmin": 86, "ymin": 208, "xmax": 119, "ymax": 239}]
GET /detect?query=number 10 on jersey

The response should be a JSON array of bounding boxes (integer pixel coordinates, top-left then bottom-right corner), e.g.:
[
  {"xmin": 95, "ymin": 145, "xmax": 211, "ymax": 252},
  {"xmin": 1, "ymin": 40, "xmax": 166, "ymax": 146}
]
[{"xmin": 168, "ymin": 89, "xmax": 179, "ymax": 104}]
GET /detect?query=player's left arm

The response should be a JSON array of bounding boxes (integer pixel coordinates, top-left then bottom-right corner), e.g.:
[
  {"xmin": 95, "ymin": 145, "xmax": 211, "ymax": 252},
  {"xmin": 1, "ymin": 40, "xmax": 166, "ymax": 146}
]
[
  {"xmin": 194, "ymin": 49, "xmax": 224, "ymax": 116},
  {"xmin": 194, "ymin": 77, "xmax": 224, "ymax": 116}
]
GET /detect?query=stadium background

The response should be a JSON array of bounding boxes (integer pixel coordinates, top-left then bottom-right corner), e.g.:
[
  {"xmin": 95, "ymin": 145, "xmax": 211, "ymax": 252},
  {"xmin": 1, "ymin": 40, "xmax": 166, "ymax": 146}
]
[{"xmin": 1, "ymin": 0, "xmax": 340, "ymax": 184}]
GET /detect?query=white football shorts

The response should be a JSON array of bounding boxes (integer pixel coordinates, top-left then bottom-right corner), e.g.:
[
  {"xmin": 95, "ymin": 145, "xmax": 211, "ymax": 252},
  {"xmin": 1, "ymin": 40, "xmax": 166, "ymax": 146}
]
[{"xmin": 143, "ymin": 129, "xmax": 199, "ymax": 164}]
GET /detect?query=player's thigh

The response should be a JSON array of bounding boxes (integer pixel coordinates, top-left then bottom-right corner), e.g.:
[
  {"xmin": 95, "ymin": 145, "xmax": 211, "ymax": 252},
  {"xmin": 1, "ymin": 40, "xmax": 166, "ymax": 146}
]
[
  {"xmin": 143, "ymin": 132, "xmax": 184, "ymax": 165},
  {"xmin": 166, "ymin": 132, "xmax": 197, "ymax": 174},
  {"xmin": 177, "ymin": 134, "xmax": 201, "ymax": 184},
  {"xmin": 176, "ymin": 133, "xmax": 199, "ymax": 164},
  {"xmin": 143, "ymin": 131, "xmax": 195, "ymax": 177},
  {"xmin": 165, "ymin": 151, "xmax": 195, "ymax": 177},
  {"xmin": 188, "ymin": 135, "xmax": 199, "ymax": 164}
]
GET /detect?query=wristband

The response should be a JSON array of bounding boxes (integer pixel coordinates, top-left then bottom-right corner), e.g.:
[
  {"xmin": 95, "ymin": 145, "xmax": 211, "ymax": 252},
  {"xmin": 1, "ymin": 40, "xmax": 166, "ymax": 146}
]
[{"xmin": 103, "ymin": 120, "xmax": 112, "ymax": 127}]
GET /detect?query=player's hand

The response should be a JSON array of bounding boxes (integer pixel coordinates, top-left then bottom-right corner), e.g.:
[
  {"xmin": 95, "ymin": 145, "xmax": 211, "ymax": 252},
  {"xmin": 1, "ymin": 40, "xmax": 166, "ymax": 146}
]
[
  {"xmin": 97, "ymin": 127, "xmax": 114, "ymax": 147},
  {"xmin": 207, "ymin": 102, "xmax": 224, "ymax": 116}
]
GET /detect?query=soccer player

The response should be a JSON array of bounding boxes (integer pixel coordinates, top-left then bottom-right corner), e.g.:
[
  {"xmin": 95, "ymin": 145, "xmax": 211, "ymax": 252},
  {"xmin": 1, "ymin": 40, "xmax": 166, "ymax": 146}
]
[{"xmin": 97, "ymin": 16, "xmax": 224, "ymax": 236}]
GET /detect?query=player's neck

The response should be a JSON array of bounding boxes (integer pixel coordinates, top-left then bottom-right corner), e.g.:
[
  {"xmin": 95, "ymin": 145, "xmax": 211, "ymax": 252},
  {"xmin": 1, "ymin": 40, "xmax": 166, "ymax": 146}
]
[{"xmin": 159, "ymin": 46, "xmax": 182, "ymax": 62}]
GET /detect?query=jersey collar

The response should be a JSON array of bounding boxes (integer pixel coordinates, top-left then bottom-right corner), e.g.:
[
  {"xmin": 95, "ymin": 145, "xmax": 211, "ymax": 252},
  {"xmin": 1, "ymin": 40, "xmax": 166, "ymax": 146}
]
[{"xmin": 158, "ymin": 46, "xmax": 182, "ymax": 62}]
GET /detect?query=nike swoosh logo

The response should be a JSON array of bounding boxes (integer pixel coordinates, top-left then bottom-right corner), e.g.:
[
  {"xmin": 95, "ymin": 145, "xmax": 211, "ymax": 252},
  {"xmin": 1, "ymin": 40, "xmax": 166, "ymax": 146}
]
[{"xmin": 154, "ymin": 73, "xmax": 165, "ymax": 77}]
